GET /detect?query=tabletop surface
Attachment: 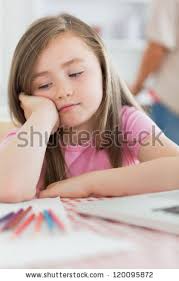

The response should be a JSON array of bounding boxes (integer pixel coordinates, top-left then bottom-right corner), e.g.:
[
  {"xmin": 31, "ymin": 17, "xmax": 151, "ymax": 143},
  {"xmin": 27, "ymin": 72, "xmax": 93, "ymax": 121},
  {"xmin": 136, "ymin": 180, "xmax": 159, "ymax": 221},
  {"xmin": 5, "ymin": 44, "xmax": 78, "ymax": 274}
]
[{"xmin": 43, "ymin": 197, "xmax": 179, "ymax": 269}]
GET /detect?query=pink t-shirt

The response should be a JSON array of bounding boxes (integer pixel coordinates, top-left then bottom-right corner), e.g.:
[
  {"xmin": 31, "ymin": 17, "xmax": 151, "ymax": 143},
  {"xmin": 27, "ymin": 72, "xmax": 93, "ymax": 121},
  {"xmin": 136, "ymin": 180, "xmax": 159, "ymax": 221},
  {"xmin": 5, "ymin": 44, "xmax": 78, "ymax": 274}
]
[{"xmin": 0, "ymin": 106, "xmax": 161, "ymax": 192}]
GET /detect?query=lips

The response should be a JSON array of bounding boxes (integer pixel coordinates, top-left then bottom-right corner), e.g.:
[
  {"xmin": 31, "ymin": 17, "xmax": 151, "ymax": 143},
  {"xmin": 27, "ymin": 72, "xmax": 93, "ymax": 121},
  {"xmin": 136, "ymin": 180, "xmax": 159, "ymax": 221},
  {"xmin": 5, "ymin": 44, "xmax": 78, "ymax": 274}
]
[{"xmin": 58, "ymin": 103, "xmax": 80, "ymax": 112}]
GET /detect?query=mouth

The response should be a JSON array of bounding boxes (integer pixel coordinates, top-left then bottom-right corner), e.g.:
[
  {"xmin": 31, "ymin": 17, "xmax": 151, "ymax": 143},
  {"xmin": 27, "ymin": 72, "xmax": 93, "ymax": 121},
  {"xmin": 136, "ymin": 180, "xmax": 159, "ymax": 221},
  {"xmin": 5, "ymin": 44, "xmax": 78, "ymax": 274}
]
[{"xmin": 59, "ymin": 103, "xmax": 80, "ymax": 113}]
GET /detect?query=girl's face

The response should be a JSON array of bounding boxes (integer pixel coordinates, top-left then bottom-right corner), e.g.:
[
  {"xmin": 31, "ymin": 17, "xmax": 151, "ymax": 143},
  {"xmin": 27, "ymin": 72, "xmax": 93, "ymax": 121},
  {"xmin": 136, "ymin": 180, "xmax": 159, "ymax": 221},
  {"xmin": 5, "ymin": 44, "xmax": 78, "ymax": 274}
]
[{"xmin": 31, "ymin": 32, "xmax": 103, "ymax": 131}]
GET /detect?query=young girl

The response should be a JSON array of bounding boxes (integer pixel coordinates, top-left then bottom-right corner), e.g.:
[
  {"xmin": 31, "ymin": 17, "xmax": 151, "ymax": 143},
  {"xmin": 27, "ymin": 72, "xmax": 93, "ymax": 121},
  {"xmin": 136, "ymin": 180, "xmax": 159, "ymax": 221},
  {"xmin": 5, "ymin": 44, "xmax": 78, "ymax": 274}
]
[{"xmin": 0, "ymin": 14, "xmax": 179, "ymax": 203}]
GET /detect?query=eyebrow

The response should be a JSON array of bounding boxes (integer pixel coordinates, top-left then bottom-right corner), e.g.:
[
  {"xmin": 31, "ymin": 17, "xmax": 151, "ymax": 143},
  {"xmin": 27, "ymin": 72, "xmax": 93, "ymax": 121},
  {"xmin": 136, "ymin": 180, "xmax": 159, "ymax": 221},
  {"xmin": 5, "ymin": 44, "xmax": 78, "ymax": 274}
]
[{"xmin": 32, "ymin": 58, "xmax": 84, "ymax": 81}]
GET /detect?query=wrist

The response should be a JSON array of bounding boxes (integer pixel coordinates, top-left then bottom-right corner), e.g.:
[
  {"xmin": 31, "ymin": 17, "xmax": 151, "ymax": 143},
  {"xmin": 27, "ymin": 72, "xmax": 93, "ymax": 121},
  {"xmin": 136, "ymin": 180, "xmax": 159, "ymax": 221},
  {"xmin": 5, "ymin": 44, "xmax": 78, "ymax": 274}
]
[
  {"xmin": 85, "ymin": 171, "xmax": 103, "ymax": 196},
  {"xmin": 80, "ymin": 172, "xmax": 97, "ymax": 196},
  {"xmin": 35, "ymin": 103, "xmax": 58, "ymax": 121},
  {"xmin": 31, "ymin": 107, "xmax": 58, "ymax": 134}
]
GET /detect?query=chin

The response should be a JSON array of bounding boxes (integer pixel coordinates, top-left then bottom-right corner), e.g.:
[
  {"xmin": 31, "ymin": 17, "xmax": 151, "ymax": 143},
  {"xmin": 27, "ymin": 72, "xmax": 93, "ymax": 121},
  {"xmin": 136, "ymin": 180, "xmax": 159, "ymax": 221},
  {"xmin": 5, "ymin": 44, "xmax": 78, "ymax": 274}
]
[
  {"xmin": 61, "ymin": 119, "xmax": 83, "ymax": 128},
  {"xmin": 61, "ymin": 118, "xmax": 90, "ymax": 130}
]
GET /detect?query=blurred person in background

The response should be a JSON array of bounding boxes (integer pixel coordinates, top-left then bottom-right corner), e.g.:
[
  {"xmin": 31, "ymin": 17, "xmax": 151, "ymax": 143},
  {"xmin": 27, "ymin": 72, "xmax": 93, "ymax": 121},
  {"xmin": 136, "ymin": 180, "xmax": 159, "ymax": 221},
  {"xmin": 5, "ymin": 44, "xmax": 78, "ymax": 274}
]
[{"xmin": 130, "ymin": 0, "xmax": 179, "ymax": 145}]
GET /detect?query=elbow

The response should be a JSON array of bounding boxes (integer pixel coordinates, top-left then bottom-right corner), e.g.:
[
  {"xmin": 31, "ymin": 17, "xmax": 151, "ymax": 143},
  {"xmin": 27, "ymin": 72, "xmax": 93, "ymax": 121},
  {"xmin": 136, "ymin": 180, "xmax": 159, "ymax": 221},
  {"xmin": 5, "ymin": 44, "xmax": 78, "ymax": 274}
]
[
  {"xmin": 0, "ymin": 186, "xmax": 36, "ymax": 203},
  {"xmin": 170, "ymin": 156, "xmax": 179, "ymax": 187}
]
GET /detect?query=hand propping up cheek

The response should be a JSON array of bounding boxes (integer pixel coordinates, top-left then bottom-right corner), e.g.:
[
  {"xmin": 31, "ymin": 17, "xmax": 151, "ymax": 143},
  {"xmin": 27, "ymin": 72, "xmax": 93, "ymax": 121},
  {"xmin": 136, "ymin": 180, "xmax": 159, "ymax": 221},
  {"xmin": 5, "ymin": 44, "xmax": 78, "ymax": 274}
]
[{"xmin": 19, "ymin": 92, "xmax": 60, "ymax": 134}]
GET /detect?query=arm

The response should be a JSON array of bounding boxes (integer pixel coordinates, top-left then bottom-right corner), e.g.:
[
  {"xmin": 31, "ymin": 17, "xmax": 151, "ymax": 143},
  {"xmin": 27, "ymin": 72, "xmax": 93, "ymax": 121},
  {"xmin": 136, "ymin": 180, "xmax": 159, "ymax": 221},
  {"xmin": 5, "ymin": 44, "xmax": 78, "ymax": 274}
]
[
  {"xmin": 92, "ymin": 131, "xmax": 179, "ymax": 196},
  {"xmin": 0, "ymin": 103, "xmax": 58, "ymax": 203},
  {"xmin": 90, "ymin": 156, "xmax": 179, "ymax": 197},
  {"xmin": 131, "ymin": 0, "xmax": 177, "ymax": 95},
  {"xmin": 131, "ymin": 41, "xmax": 168, "ymax": 95},
  {"xmin": 92, "ymin": 133, "xmax": 179, "ymax": 196},
  {"xmin": 39, "ymin": 134, "xmax": 179, "ymax": 198}
]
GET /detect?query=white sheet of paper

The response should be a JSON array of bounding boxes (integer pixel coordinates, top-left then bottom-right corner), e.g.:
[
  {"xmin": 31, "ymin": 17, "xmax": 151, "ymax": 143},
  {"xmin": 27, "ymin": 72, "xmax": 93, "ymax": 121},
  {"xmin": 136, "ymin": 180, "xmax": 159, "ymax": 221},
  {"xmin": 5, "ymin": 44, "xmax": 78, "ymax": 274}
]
[
  {"xmin": 0, "ymin": 231, "xmax": 135, "ymax": 268},
  {"xmin": 0, "ymin": 198, "xmax": 135, "ymax": 268},
  {"xmin": 0, "ymin": 197, "xmax": 71, "ymax": 233}
]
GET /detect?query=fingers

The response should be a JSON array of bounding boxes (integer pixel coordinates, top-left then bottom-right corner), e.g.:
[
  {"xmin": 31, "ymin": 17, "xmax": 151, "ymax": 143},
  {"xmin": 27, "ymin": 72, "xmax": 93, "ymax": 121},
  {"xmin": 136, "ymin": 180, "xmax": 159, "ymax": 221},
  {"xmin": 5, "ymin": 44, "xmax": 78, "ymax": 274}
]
[
  {"xmin": 19, "ymin": 92, "xmax": 32, "ymax": 101},
  {"xmin": 19, "ymin": 92, "xmax": 26, "ymax": 101},
  {"xmin": 39, "ymin": 184, "xmax": 71, "ymax": 198},
  {"xmin": 39, "ymin": 186, "xmax": 61, "ymax": 198},
  {"xmin": 19, "ymin": 93, "xmax": 28, "ymax": 107},
  {"xmin": 39, "ymin": 183, "xmax": 88, "ymax": 199},
  {"xmin": 19, "ymin": 93, "xmax": 26, "ymax": 116},
  {"xmin": 39, "ymin": 181, "xmax": 59, "ymax": 198}
]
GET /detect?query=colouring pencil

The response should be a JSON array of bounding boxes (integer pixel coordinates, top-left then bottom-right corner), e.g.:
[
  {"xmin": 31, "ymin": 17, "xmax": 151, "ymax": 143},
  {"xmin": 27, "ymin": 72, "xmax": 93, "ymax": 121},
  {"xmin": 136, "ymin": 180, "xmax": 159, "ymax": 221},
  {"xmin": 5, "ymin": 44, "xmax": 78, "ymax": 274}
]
[
  {"xmin": 0, "ymin": 208, "xmax": 23, "ymax": 232},
  {"xmin": 48, "ymin": 209, "xmax": 66, "ymax": 232},
  {"xmin": 34, "ymin": 212, "xmax": 44, "ymax": 233},
  {"xmin": 0, "ymin": 212, "xmax": 14, "ymax": 223},
  {"xmin": 13, "ymin": 213, "xmax": 35, "ymax": 237},
  {"xmin": 8, "ymin": 206, "xmax": 32, "ymax": 230},
  {"xmin": 43, "ymin": 210, "xmax": 54, "ymax": 231}
]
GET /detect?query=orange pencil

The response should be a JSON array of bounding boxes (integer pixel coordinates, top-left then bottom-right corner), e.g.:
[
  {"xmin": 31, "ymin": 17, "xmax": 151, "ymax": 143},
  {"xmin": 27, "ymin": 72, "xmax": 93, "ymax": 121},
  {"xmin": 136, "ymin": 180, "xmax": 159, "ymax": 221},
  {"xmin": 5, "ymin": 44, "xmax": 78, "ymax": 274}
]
[
  {"xmin": 48, "ymin": 209, "xmax": 65, "ymax": 232},
  {"xmin": 13, "ymin": 213, "xmax": 35, "ymax": 237},
  {"xmin": 8, "ymin": 206, "xmax": 32, "ymax": 230},
  {"xmin": 34, "ymin": 212, "xmax": 44, "ymax": 233}
]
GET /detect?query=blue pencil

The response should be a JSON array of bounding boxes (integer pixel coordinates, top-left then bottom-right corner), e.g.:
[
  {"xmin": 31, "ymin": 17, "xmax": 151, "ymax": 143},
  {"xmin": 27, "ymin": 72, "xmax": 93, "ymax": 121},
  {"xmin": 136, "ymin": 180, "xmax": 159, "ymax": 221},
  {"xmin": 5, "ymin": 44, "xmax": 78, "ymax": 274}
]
[
  {"xmin": 43, "ymin": 210, "xmax": 54, "ymax": 231},
  {"xmin": 0, "ymin": 212, "xmax": 14, "ymax": 223}
]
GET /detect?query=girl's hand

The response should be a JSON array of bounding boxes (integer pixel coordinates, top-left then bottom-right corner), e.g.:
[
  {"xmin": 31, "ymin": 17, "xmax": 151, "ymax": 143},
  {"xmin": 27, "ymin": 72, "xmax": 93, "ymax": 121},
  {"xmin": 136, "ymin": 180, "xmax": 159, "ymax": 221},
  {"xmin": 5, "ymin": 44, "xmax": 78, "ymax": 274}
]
[
  {"xmin": 19, "ymin": 93, "xmax": 60, "ymax": 134},
  {"xmin": 39, "ymin": 174, "xmax": 94, "ymax": 198}
]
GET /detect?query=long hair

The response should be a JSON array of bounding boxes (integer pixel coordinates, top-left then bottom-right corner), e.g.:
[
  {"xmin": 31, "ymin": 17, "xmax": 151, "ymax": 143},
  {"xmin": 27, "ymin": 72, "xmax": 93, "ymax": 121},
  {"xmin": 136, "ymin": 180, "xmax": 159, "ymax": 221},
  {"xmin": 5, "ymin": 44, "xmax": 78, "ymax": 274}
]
[{"xmin": 8, "ymin": 13, "xmax": 141, "ymax": 187}]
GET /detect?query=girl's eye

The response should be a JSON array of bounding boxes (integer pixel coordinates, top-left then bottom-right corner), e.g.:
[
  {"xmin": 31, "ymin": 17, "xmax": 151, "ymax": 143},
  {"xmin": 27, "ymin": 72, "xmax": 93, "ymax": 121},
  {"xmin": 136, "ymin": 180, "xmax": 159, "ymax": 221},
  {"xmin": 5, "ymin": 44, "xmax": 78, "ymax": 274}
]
[
  {"xmin": 69, "ymin": 71, "xmax": 84, "ymax": 78},
  {"xmin": 38, "ymin": 83, "xmax": 52, "ymax": 90}
]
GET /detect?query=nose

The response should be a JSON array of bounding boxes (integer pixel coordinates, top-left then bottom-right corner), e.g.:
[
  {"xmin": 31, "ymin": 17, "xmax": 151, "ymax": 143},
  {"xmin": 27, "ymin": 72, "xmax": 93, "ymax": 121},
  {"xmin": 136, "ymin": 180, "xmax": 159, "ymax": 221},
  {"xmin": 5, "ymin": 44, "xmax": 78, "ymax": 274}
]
[{"xmin": 54, "ymin": 83, "xmax": 73, "ymax": 100}]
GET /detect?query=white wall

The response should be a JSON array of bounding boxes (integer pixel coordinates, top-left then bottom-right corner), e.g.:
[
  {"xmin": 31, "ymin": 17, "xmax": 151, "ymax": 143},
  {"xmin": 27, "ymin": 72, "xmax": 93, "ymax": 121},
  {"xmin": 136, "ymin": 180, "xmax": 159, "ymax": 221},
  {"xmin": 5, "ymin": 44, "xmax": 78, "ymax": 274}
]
[
  {"xmin": 0, "ymin": 0, "xmax": 37, "ymax": 120},
  {"xmin": 0, "ymin": 0, "xmax": 148, "ymax": 121}
]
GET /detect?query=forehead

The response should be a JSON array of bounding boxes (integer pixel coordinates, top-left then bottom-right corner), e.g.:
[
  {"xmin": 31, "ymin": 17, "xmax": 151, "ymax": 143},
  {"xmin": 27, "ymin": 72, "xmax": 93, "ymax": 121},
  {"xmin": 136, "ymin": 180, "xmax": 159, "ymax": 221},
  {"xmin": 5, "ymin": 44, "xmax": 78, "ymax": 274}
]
[{"xmin": 34, "ymin": 32, "xmax": 95, "ymax": 70}]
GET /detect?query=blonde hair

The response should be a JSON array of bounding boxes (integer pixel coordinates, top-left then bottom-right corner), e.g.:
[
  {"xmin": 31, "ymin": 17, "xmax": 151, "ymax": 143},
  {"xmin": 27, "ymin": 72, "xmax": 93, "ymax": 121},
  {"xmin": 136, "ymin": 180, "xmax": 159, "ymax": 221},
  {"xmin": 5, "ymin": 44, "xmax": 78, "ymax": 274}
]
[{"xmin": 8, "ymin": 13, "xmax": 141, "ymax": 187}]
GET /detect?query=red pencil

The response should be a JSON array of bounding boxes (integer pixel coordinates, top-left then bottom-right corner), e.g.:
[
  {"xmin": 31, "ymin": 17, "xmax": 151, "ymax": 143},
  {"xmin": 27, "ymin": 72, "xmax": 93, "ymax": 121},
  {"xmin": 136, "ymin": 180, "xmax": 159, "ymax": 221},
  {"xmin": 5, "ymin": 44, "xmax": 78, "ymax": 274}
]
[
  {"xmin": 34, "ymin": 212, "xmax": 44, "ymax": 233},
  {"xmin": 48, "ymin": 209, "xmax": 66, "ymax": 231},
  {"xmin": 8, "ymin": 206, "xmax": 32, "ymax": 230},
  {"xmin": 13, "ymin": 213, "xmax": 35, "ymax": 237}
]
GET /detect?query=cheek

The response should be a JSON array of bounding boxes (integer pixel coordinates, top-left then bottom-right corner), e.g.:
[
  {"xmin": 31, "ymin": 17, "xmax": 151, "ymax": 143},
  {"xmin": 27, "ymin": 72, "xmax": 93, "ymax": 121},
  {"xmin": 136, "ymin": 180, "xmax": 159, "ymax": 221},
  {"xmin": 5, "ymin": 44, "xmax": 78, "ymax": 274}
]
[{"xmin": 80, "ymin": 73, "xmax": 103, "ymax": 105}]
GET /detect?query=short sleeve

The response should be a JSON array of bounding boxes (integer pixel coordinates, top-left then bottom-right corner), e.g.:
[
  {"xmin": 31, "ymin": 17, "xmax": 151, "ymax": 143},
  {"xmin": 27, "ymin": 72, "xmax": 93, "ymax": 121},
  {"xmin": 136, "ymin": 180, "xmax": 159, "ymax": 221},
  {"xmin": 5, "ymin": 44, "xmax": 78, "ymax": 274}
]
[
  {"xmin": 146, "ymin": 0, "xmax": 178, "ymax": 50},
  {"xmin": 0, "ymin": 129, "xmax": 18, "ymax": 148},
  {"xmin": 121, "ymin": 106, "xmax": 163, "ymax": 159}
]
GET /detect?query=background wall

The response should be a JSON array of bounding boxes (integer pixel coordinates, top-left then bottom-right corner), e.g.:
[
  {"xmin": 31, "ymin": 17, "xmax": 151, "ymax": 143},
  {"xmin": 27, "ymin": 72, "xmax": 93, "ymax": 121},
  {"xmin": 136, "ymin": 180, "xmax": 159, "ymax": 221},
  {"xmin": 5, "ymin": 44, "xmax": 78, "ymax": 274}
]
[
  {"xmin": 0, "ymin": 0, "xmax": 37, "ymax": 121},
  {"xmin": 0, "ymin": 0, "xmax": 151, "ymax": 122}
]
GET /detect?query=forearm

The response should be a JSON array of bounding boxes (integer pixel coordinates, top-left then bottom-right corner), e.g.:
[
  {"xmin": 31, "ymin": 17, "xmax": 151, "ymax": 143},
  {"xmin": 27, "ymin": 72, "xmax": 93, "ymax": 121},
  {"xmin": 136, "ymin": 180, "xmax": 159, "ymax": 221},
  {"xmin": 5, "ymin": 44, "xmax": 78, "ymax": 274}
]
[
  {"xmin": 0, "ymin": 109, "xmax": 56, "ymax": 202},
  {"xmin": 91, "ymin": 157, "xmax": 179, "ymax": 197},
  {"xmin": 133, "ymin": 42, "xmax": 167, "ymax": 94}
]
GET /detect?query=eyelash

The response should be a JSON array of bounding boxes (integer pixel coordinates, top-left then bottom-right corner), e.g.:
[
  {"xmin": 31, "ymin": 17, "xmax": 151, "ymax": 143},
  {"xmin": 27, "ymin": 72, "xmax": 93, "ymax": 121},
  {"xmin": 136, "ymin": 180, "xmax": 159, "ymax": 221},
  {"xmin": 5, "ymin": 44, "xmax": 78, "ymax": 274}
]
[
  {"xmin": 38, "ymin": 83, "xmax": 52, "ymax": 90},
  {"xmin": 69, "ymin": 71, "xmax": 84, "ymax": 78},
  {"xmin": 37, "ymin": 71, "xmax": 84, "ymax": 90}
]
